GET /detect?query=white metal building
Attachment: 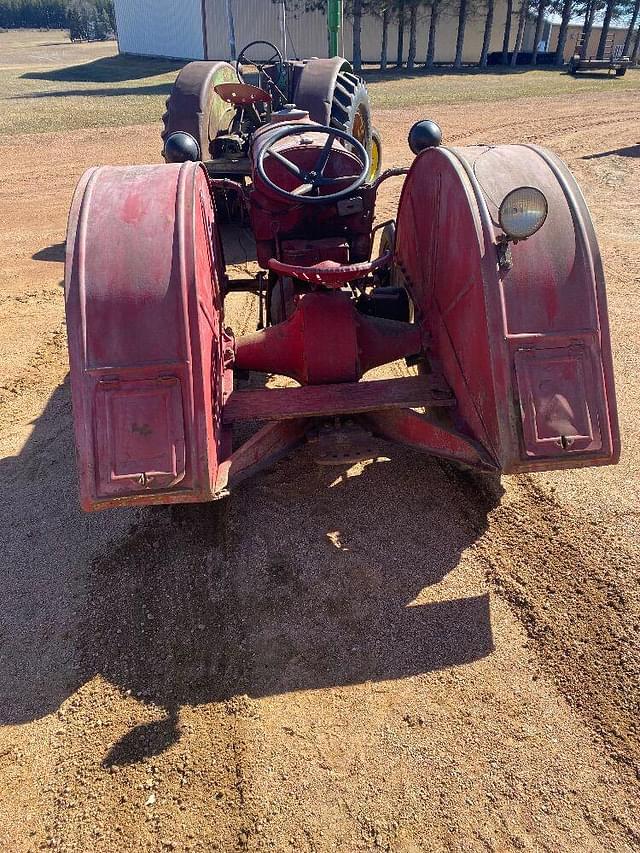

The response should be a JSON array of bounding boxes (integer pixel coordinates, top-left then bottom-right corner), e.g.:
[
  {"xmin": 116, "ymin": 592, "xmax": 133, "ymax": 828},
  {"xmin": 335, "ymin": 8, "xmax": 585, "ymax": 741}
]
[{"xmin": 113, "ymin": 0, "xmax": 529, "ymax": 65}]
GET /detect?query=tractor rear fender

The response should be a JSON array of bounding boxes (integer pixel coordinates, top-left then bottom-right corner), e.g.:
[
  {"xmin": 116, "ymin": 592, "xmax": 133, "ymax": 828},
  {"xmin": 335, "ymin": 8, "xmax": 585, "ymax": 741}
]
[
  {"xmin": 394, "ymin": 143, "xmax": 620, "ymax": 473},
  {"xmin": 162, "ymin": 61, "xmax": 239, "ymax": 158},
  {"xmin": 65, "ymin": 162, "xmax": 229, "ymax": 511},
  {"xmin": 291, "ymin": 57, "xmax": 350, "ymax": 125}
]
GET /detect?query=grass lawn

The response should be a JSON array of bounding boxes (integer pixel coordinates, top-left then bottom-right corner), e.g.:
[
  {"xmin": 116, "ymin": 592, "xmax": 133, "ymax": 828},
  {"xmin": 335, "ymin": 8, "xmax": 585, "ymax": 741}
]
[
  {"xmin": 365, "ymin": 64, "xmax": 640, "ymax": 109},
  {"xmin": 2, "ymin": 29, "xmax": 639, "ymax": 135}
]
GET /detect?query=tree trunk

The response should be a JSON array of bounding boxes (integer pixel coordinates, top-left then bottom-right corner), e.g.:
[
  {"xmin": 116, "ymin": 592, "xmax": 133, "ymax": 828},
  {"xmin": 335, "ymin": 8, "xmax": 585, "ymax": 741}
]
[
  {"xmin": 426, "ymin": 0, "xmax": 441, "ymax": 66},
  {"xmin": 633, "ymin": 22, "xmax": 640, "ymax": 64},
  {"xmin": 501, "ymin": 0, "xmax": 513, "ymax": 64},
  {"xmin": 454, "ymin": 0, "xmax": 469, "ymax": 68},
  {"xmin": 480, "ymin": 0, "xmax": 495, "ymax": 67},
  {"xmin": 396, "ymin": 0, "xmax": 406, "ymax": 67},
  {"xmin": 352, "ymin": 0, "xmax": 363, "ymax": 72},
  {"xmin": 596, "ymin": 0, "xmax": 615, "ymax": 59},
  {"xmin": 531, "ymin": 0, "xmax": 548, "ymax": 65},
  {"xmin": 380, "ymin": 7, "xmax": 389, "ymax": 69},
  {"xmin": 510, "ymin": 0, "xmax": 528, "ymax": 67},
  {"xmin": 224, "ymin": 0, "xmax": 236, "ymax": 60},
  {"xmin": 581, "ymin": 0, "xmax": 596, "ymax": 59},
  {"xmin": 554, "ymin": 0, "xmax": 573, "ymax": 65},
  {"xmin": 622, "ymin": 0, "xmax": 640, "ymax": 56},
  {"xmin": 407, "ymin": 4, "xmax": 418, "ymax": 68}
]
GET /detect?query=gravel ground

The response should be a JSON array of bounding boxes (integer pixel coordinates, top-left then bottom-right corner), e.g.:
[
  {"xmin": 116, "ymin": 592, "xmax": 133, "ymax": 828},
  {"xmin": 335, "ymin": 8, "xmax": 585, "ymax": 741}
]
[{"xmin": 0, "ymin": 77, "xmax": 638, "ymax": 852}]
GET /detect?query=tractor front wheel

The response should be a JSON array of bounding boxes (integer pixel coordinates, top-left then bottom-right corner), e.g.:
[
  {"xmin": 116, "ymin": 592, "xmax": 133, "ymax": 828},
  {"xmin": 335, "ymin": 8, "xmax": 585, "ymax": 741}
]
[
  {"xmin": 370, "ymin": 127, "xmax": 383, "ymax": 181},
  {"xmin": 330, "ymin": 71, "xmax": 381, "ymax": 181}
]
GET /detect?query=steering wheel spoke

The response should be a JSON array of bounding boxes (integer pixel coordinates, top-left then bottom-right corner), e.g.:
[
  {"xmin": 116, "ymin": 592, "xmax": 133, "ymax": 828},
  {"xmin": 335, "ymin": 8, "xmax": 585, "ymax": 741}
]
[
  {"xmin": 314, "ymin": 133, "xmax": 335, "ymax": 176},
  {"xmin": 269, "ymin": 149, "xmax": 305, "ymax": 180}
]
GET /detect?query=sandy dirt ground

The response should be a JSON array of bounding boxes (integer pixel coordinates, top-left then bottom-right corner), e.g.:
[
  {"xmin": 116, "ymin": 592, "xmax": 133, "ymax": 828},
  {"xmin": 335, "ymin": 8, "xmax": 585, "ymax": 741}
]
[{"xmin": 0, "ymin": 65, "xmax": 639, "ymax": 853}]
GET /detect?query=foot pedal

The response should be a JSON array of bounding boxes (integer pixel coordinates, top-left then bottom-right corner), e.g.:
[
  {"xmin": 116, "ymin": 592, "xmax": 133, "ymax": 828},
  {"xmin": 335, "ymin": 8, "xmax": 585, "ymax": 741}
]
[{"xmin": 309, "ymin": 421, "xmax": 385, "ymax": 465}]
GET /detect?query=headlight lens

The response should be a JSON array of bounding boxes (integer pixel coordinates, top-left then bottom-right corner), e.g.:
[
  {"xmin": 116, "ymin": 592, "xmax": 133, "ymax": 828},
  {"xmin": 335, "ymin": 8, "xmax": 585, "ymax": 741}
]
[{"xmin": 498, "ymin": 186, "xmax": 548, "ymax": 240}]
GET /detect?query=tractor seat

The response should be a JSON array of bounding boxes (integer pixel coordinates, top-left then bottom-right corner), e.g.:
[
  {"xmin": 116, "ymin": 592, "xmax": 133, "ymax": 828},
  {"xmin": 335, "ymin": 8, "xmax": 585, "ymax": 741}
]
[{"xmin": 214, "ymin": 82, "xmax": 272, "ymax": 107}]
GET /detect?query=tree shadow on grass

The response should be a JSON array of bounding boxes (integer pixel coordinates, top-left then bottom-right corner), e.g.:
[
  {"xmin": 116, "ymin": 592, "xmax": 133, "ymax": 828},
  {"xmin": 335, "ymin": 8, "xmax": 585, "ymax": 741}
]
[
  {"xmin": 33, "ymin": 241, "xmax": 65, "ymax": 262},
  {"xmin": 0, "ymin": 379, "xmax": 502, "ymax": 768},
  {"xmin": 12, "ymin": 82, "xmax": 174, "ymax": 100},
  {"xmin": 21, "ymin": 54, "xmax": 184, "ymax": 84},
  {"xmin": 362, "ymin": 64, "xmax": 564, "ymax": 83},
  {"xmin": 583, "ymin": 143, "xmax": 640, "ymax": 159}
]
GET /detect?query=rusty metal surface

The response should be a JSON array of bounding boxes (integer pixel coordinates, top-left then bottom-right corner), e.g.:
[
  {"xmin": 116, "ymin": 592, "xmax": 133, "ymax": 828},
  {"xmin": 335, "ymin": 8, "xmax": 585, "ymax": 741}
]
[
  {"xmin": 267, "ymin": 251, "xmax": 391, "ymax": 286},
  {"xmin": 363, "ymin": 409, "xmax": 499, "ymax": 471},
  {"xmin": 65, "ymin": 162, "xmax": 228, "ymax": 510},
  {"xmin": 394, "ymin": 143, "xmax": 619, "ymax": 473},
  {"xmin": 214, "ymin": 82, "xmax": 271, "ymax": 106},
  {"xmin": 223, "ymin": 375, "xmax": 454, "ymax": 424},
  {"xmin": 309, "ymin": 421, "xmax": 384, "ymax": 466},
  {"xmin": 234, "ymin": 291, "xmax": 422, "ymax": 385},
  {"xmin": 215, "ymin": 419, "xmax": 309, "ymax": 494}
]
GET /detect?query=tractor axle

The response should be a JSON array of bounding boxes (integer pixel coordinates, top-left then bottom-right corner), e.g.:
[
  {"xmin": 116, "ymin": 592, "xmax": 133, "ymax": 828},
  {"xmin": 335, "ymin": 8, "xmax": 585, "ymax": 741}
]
[{"xmin": 234, "ymin": 290, "xmax": 423, "ymax": 384}]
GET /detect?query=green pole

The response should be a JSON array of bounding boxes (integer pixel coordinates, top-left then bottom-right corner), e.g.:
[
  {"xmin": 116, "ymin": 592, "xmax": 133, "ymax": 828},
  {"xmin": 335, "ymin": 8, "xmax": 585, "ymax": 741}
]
[{"xmin": 328, "ymin": 0, "xmax": 342, "ymax": 57}]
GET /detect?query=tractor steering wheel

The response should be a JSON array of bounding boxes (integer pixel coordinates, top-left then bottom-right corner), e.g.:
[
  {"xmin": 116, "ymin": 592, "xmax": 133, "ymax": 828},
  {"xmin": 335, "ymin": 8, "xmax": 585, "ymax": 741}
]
[
  {"xmin": 256, "ymin": 124, "xmax": 370, "ymax": 205},
  {"xmin": 236, "ymin": 40, "xmax": 284, "ymax": 91}
]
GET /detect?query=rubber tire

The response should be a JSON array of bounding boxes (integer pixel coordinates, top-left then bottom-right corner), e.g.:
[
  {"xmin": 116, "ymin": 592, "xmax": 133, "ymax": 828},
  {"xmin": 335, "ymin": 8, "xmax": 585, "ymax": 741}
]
[{"xmin": 330, "ymin": 71, "xmax": 379, "ymax": 179}]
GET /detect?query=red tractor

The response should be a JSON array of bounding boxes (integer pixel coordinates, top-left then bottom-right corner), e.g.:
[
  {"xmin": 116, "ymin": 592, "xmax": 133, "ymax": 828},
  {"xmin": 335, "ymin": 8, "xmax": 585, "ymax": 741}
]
[{"xmin": 64, "ymin": 48, "xmax": 620, "ymax": 512}]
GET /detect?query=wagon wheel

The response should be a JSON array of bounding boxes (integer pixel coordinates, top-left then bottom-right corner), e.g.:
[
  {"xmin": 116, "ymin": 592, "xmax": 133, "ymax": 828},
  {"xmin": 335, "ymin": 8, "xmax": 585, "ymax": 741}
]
[
  {"xmin": 161, "ymin": 61, "xmax": 239, "ymax": 162},
  {"xmin": 330, "ymin": 71, "xmax": 381, "ymax": 181}
]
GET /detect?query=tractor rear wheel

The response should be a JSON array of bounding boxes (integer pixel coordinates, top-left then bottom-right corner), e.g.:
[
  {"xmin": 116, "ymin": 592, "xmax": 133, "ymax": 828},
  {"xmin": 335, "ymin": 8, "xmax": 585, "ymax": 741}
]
[{"xmin": 330, "ymin": 71, "xmax": 381, "ymax": 181}]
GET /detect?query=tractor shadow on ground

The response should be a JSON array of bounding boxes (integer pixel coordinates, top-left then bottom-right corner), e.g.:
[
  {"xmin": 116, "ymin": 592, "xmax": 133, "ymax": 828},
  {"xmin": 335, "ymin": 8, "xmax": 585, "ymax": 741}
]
[
  {"xmin": 0, "ymin": 380, "xmax": 502, "ymax": 767},
  {"xmin": 90, "ymin": 440, "xmax": 502, "ymax": 765},
  {"xmin": 583, "ymin": 143, "xmax": 640, "ymax": 159}
]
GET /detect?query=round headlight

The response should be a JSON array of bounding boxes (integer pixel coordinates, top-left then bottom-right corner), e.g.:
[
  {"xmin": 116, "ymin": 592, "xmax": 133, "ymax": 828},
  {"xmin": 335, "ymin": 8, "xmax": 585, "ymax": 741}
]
[{"xmin": 498, "ymin": 186, "xmax": 548, "ymax": 241}]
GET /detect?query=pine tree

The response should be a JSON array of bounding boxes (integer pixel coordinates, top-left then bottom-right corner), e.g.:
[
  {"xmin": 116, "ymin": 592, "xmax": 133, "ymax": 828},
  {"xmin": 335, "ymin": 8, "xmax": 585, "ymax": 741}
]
[{"xmin": 480, "ymin": 0, "xmax": 495, "ymax": 66}]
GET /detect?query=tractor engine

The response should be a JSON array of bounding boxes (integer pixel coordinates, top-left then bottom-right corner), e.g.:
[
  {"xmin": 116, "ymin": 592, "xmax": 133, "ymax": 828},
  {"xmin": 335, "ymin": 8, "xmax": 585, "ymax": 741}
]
[{"xmin": 248, "ymin": 111, "xmax": 374, "ymax": 272}]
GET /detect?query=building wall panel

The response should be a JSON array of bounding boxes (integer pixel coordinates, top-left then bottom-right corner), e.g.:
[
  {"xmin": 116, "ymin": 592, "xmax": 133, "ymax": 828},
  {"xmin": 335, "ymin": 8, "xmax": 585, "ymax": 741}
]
[
  {"xmin": 115, "ymin": 0, "xmax": 205, "ymax": 59},
  {"xmin": 205, "ymin": 0, "xmax": 521, "ymax": 64}
]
